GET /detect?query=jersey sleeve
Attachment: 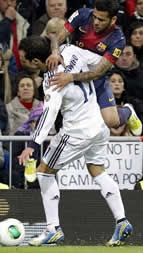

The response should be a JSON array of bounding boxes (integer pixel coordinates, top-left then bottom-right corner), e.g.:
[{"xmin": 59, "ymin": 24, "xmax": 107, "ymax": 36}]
[
  {"xmin": 32, "ymin": 87, "xmax": 62, "ymax": 145},
  {"xmin": 64, "ymin": 8, "xmax": 90, "ymax": 34},
  {"xmin": 103, "ymin": 29, "xmax": 126, "ymax": 64}
]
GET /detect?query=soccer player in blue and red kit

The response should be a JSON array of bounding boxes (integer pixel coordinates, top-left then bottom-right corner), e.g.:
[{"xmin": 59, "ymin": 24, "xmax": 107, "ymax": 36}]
[{"xmin": 47, "ymin": 0, "xmax": 142, "ymax": 136}]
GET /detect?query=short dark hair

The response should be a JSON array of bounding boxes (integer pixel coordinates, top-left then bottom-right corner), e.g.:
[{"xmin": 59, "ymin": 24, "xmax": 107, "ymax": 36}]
[
  {"xmin": 125, "ymin": 41, "xmax": 135, "ymax": 51},
  {"xmin": 109, "ymin": 68, "xmax": 126, "ymax": 84},
  {"xmin": 19, "ymin": 36, "xmax": 51, "ymax": 62},
  {"xmin": 128, "ymin": 21, "xmax": 143, "ymax": 38},
  {"xmin": 94, "ymin": 0, "xmax": 120, "ymax": 17}
]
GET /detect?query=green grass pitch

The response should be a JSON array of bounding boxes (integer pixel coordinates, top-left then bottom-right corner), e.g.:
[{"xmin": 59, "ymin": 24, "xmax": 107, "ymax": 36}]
[{"xmin": 0, "ymin": 246, "xmax": 143, "ymax": 253}]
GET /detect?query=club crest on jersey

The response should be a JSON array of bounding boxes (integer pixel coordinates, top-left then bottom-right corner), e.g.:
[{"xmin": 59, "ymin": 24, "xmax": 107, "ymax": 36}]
[
  {"xmin": 96, "ymin": 42, "xmax": 107, "ymax": 52},
  {"xmin": 45, "ymin": 94, "xmax": 51, "ymax": 102},
  {"xmin": 112, "ymin": 48, "xmax": 122, "ymax": 58}
]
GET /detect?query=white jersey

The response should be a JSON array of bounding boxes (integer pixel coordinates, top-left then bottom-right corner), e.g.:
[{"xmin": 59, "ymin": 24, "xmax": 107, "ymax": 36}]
[{"xmin": 33, "ymin": 44, "xmax": 107, "ymax": 144}]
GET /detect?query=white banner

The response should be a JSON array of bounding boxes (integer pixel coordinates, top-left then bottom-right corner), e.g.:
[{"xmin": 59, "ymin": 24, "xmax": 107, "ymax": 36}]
[{"xmin": 57, "ymin": 141, "xmax": 143, "ymax": 190}]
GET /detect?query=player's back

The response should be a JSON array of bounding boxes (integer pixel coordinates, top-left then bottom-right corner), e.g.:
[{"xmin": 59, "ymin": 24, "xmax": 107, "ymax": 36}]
[
  {"xmin": 40, "ymin": 44, "xmax": 108, "ymax": 144},
  {"xmin": 60, "ymin": 76, "xmax": 106, "ymax": 139},
  {"xmin": 55, "ymin": 44, "xmax": 106, "ymax": 139}
]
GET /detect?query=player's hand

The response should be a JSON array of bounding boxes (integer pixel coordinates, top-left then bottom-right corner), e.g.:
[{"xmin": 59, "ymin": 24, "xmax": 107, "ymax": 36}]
[
  {"xmin": 34, "ymin": 76, "xmax": 43, "ymax": 87},
  {"xmin": 49, "ymin": 72, "xmax": 73, "ymax": 90},
  {"xmin": 46, "ymin": 54, "xmax": 65, "ymax": 71},
  {"xmin": 18, "ymin": 147, "xmax": 34, "ymax": 165},
  {"xmin": 5, "ymin": 6, "xmax": 16, "ymax": 20}
]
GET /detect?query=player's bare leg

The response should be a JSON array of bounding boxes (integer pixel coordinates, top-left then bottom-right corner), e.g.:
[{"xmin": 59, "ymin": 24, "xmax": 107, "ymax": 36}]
[
  {"xmin": 101, "ymin": 107, "xmax": 120, "ymax": 128},
  {"xmin": 101, "ymin": 106, "xmax": 142, "ymax": 135}
]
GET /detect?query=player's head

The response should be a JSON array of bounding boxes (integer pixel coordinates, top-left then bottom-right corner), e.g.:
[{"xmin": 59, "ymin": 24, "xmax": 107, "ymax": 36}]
[
  {"xmin": 93, "ymin": 0, "xmax": 119, "ymax": 33},
  {"xmin": 19, "ymin": 36, "xmax": 51, "ymax": 72}
]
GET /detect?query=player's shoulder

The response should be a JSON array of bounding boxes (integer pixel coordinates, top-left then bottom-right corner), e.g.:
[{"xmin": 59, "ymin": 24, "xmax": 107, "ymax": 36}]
[
  {"xmin": 60, "ymin": 43, "xmax": 81, "ymax": 54},
  {"xmin": 60, "ymin": 43, "xmax": 99, "ymax": 58},
  {"xmin": 60, "ymin": 43, "xmax": 93, "ymax": 62},
  {"xmin": 78, "ymin": 8, "xmax": 93, "ymax": 16},
  {"xmin": 107, "ymin": 25, "xmax": 125, "ymax": 49},
  {"xmin": 78, "ymin": 8, "xmax": 93, "ymax": 21},
  {"xmin": 112, "ymin": 25, "xmax": 125, "ymax": 40},
  {"xmin": 68, "ymin": 8, "xmax": 93, "ymax": 23}
]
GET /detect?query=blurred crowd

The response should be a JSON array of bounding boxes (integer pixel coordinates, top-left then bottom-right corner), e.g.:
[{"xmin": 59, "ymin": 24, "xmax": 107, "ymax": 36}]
[{"xmin": 0, "ymin": 0, "xmax": 143, "ymax": 188}]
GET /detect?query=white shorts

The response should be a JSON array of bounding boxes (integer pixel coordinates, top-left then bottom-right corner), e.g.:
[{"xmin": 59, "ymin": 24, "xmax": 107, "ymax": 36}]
[{"xmin": 42, "ymin": 127, "xmax": 109, "ymax": 170}]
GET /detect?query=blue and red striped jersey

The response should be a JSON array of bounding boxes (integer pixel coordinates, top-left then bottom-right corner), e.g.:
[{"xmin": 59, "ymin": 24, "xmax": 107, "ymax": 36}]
[{"xmin": 65, "ymin": 8, "xmax": 126, "ymax": 64}]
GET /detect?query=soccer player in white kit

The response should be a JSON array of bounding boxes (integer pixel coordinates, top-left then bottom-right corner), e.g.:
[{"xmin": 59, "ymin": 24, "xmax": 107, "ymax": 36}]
[{"xmin": 18, "ymin": 36, "xmax": 133, "ymax": 247}]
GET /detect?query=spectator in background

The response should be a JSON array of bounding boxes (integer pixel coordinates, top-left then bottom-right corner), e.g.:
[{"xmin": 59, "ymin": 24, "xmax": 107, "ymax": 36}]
[
  {"xmin": 11, "ymin": 102, "xmax": 44, "ymax": 189},
  {"xmin": 127, "ymin": 22, "xmax": 143, "ymax": 67},
  {"xmin": 0, "ymin": 1, "xmax": 18, "ymax": 75},
  {"xmin": 116, "ymin": 1, "xmax": 128, "ymax": 33},
  {"xmin": 29, "ymin": 0, "xmax": 67, "ymax": 35},
  {"xmin": 16, "ymin": 0, "xmax": 41, "ymax": 25},
  {"xmin": 67, "ymin": 0, "xmax": 94, "ymax": 17},
  {"xmin": 0, "ymin": 0, "xmax": 16, "ymax": 44},
  {"xmin": 0, "ymin": 129, "xmax": 5, "ymax": 183},
  {"xmin": 115, "ymin": 43, "xmax": 143, "ymax": 134},
  {"xmin": 0, "ymin": 97, "xmax": 8, "ymax": 184},
  {"xmin": 0, "ymin": 48, "xmax": 12, "ymax": 103},
  {"xmin": 0, "ymin": 130, "xmax": 4, "ymax": 167},
  {"xmin": 115, "ymin": 43, "xmax": 143, "ymax": 100},
  {"xmin": 115, "ymin": 0, "xmax": 143, "ymax": 34},
  {"xmin": 5, "ymin": 73, "xmax": 40, "ymax": 135},
  {"xmin": 0, "ymin": 0, "xmax": 30, "ymax": 71},
  {"xmin": 125, "ymin": 0, "xmax": 136, "ymax": 16},
  {"xmin": 0, "ymin": 98, "xmax": 8, "ymax": 132},
  {"xmin": 109, "ymin": 69, "xmax": 128, "ymax": 107},
  {"xmin": 109, "ymin": 69, "xmax": 133, "ymax": 136},
  {"xmin": 128, "ymin": 0, "xmax": 143, "ymax": 25},
  {"xmin": 34, "ymin": 0, "xmax": 48, "ymax": 21}
]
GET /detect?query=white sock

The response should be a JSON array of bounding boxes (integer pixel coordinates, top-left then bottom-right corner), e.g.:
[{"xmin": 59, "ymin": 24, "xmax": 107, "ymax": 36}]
[
  {"xmin": 95, "ymin": 172, "xmax": 125, "ymax": 221},
  {"xmin": 37, "ymin": 172, "xmax": 60, "ymax": 231}
]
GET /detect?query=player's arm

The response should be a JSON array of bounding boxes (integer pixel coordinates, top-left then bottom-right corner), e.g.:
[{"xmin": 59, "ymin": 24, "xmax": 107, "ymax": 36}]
[
  {"xmin": 32, "ymin": 91, "xmax": 62, "ymax": 145},
  {"xmin": 50, "ymin": 57, "xmax": 112, "ymax": 90},
  {"xmin": 46, "ymin": 27, "xmax": 70, "ymax": 70},
  {"xmin": 73, "ymin": 57, "xmax": 112, "ymax": 81},
  {"xmin": 71, "ymin": 36, "xmax": 124, "ymax": 82},
  {"xmin": 18, "ymin": 90, "xmax": 62, "ymax": 165}
]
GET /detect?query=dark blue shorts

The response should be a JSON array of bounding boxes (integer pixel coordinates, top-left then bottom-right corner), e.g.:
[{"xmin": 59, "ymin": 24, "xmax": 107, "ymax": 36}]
[{"xmin": 94, "ymin": 76, "xmax": 116, "ymax": 109}]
